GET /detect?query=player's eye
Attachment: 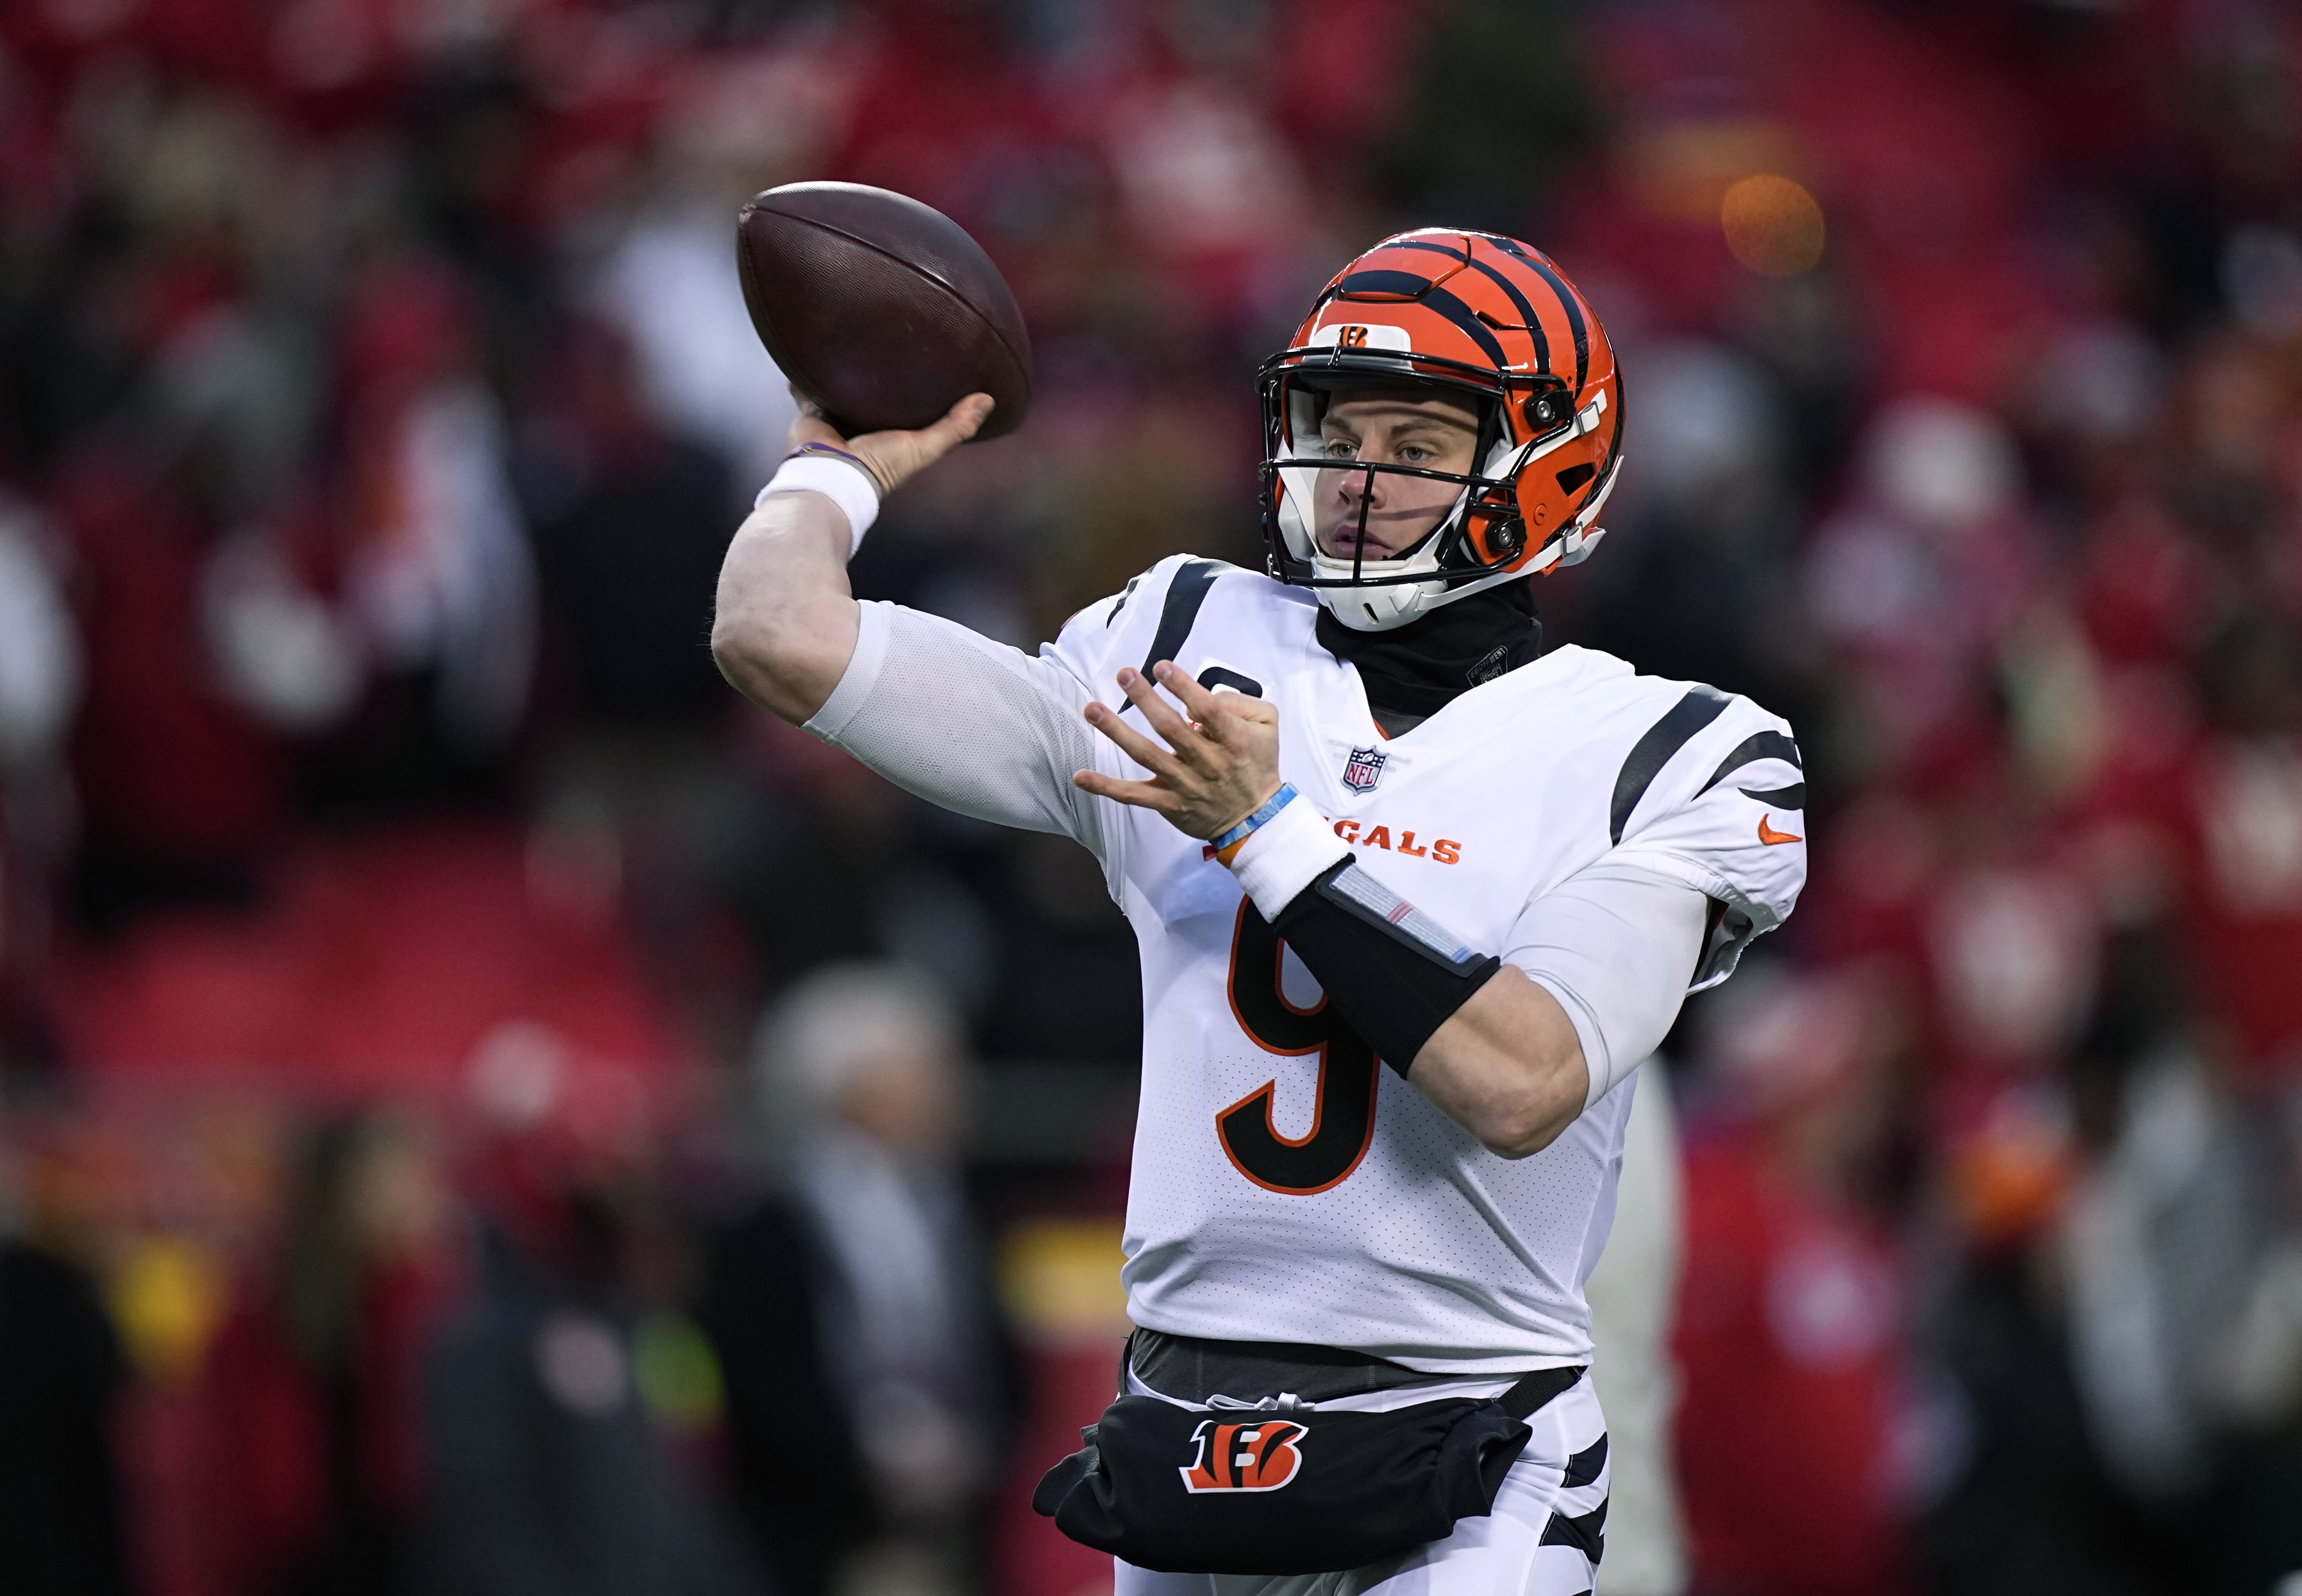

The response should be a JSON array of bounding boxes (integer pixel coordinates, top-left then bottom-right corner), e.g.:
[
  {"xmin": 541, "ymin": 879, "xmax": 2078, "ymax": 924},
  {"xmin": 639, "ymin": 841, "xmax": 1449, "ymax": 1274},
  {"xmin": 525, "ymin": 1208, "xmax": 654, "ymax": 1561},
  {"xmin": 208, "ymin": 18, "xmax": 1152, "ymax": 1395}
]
[
  {"xmin": 1321, "ymin": 438, "xmax": 1359, "ymax": 459},
  {"xmin": 1398, "ymin": 444, "xmax": 1431, "ymax": 464}
]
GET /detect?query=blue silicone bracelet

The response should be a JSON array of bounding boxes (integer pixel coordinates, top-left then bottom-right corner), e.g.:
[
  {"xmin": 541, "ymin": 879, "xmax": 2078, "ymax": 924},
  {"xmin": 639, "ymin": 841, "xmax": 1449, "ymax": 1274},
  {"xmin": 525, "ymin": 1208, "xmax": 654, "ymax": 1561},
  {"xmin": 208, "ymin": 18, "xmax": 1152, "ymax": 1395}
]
[{"xmin": 1211, "ymin": 783, "xmax": 1299, "ymax": 859}]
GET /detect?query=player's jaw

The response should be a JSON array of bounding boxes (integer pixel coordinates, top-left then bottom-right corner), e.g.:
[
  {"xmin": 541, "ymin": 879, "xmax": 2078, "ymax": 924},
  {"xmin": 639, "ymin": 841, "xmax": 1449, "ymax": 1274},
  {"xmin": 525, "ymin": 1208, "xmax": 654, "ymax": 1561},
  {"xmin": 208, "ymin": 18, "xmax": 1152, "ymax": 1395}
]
[{"xmin": 1311, "ymin": 391, "xmax": 1482, "ymax": 564}]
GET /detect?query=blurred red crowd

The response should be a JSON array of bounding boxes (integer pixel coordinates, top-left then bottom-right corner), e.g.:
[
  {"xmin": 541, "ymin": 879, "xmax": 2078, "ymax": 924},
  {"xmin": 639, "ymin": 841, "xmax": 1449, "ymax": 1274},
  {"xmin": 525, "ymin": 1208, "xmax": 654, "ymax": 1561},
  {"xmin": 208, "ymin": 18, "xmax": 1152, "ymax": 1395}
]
[
  {"xmin": 1546, "ymin": 5, "xmax": 2302, "ymax": 1594},
  {"xmin": 0, "ymin": 0, "xmax": 2298, "ymax": 1595}
]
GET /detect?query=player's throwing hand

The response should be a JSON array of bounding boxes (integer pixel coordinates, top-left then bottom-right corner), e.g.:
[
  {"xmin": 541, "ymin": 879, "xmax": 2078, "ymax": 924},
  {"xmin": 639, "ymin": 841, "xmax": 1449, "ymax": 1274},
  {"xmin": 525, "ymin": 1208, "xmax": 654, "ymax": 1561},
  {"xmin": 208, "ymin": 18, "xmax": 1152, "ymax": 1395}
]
[
  {"xmin": 787, "ymin": 386, "xmax": 994, "ymax": 498},
  {"xmin": 1073, "ymin": 661, "xmax": 1281, "ymax": 840}
]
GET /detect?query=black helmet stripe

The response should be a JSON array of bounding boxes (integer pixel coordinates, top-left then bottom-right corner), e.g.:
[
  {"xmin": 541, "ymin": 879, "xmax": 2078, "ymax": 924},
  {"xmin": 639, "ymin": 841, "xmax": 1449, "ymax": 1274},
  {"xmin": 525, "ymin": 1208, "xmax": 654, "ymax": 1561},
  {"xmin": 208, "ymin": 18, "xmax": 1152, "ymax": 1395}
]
[
  {"xmin": 1490, "ymin": 238, "xmax": 1589, "ymax": 391},
  {"xmin": 1315, "ymin": 272, "xmax": 1510, "ymax": 371},
  {"xmin": 1525, "ymin": 257, "xmax": 1589, "ymax": 391},
  {"xmin": 1383, "ymin": 239, "xmax": 1554, "ymax": 378},
  {"xmin": 1459, "ymin": 260, "xmax": 1552, "ymax": 378}
]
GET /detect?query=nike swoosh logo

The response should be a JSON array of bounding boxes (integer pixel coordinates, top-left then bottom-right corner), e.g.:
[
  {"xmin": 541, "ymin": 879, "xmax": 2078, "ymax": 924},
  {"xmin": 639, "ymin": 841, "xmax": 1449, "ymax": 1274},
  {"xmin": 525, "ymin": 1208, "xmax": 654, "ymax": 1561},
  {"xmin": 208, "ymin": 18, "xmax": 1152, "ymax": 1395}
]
[{"xmin": 1757, "ymin": 814, "xmax": 1802, "ymax": 845}]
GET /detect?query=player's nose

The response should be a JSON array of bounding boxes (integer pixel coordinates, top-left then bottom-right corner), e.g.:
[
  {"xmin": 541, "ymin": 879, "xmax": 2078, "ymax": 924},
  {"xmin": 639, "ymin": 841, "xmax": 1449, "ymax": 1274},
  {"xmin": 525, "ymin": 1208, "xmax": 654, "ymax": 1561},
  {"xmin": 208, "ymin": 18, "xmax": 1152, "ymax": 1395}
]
[{"xmin": 1335, "ymin": 460, "xmax": 1387, "ymax": 506}]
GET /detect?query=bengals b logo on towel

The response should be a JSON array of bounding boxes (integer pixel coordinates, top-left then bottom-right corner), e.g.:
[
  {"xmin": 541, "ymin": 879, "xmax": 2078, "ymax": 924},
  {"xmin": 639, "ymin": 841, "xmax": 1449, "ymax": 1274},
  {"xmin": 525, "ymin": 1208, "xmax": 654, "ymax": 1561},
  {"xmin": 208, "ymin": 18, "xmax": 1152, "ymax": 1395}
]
[{"xmin": 1178, "ymin": 1419, "xmax": 1307, "ymax": 1493}]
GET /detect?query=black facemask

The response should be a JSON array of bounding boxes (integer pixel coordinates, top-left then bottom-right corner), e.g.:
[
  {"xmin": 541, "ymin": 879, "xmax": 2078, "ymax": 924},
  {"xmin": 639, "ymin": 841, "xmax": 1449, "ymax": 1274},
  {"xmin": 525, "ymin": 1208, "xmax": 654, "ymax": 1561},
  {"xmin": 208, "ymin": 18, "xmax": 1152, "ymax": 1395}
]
[{"xmin": 1316, "ymin": 581, "xmax": 1543, "ymax": 735}]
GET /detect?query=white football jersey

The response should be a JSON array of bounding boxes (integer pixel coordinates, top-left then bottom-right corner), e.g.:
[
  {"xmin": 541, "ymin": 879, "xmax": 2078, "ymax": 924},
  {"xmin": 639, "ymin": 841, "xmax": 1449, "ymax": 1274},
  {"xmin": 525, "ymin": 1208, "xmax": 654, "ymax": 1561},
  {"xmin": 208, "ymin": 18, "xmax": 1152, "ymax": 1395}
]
[{"xmin": 807, "ymin": 555, "xmax": 1805, "ymax": 1374}]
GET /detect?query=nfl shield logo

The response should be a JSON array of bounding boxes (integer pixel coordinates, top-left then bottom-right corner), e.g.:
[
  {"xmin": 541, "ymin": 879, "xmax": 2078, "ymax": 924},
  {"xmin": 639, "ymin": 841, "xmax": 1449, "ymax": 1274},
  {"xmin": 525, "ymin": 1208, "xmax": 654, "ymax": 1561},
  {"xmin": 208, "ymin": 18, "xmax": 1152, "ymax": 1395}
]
[{"xmin": 1342, "ymin": 746, "xmax": 1387, "ymax": 793}]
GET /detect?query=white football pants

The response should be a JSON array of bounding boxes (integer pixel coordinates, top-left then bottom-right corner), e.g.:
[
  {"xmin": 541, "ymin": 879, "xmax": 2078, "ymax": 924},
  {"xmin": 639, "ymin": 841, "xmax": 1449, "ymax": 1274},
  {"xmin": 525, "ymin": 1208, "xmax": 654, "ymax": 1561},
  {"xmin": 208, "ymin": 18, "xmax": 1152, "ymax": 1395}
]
[{"xmin": 1113, "ymin": 1372, "xmax": 1609, "ymax": 1596}]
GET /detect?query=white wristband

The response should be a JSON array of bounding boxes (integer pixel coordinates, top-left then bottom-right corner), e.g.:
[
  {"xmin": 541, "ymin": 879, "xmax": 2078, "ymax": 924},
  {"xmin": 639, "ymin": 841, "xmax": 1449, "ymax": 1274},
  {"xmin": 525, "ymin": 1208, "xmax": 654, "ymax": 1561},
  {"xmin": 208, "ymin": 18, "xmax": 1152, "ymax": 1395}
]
[
  {"xmin": 756, "ymin": 454, "xmax": 880, "ymax": 555},
  {"xmin": 1226, "ymin": 794, "xmax": 1351, "ymax": 920}
]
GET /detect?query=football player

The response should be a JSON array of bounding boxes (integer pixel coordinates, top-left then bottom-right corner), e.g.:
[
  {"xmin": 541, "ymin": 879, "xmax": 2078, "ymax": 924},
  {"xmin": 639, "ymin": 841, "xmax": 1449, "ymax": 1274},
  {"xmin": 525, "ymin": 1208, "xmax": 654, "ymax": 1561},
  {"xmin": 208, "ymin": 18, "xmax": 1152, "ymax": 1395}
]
[{"xmin": 712, "ymin": 230, "xmax": 1805, "ymax": 1594}]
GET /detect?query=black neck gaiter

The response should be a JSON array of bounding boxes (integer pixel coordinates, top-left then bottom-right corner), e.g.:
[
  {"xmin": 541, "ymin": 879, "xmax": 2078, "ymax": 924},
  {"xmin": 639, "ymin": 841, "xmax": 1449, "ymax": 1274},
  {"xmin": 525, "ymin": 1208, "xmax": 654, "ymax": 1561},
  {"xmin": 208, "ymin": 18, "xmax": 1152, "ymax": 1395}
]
[{"xmin": 1316, "ymin": 580, "xmax": 1544, "ymax": 726}]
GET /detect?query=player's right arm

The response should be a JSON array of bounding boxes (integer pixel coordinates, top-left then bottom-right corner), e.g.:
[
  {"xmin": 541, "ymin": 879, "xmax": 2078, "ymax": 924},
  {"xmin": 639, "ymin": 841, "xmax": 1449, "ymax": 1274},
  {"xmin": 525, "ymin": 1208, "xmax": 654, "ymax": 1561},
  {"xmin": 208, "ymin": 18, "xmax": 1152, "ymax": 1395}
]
[
  {"xmin": 714, "ymin": 391, "xmax": 1135, "ymax": 862},
  {"xmin": 710, "ymin": 392, "xmax": 993, "ymax": 723}
]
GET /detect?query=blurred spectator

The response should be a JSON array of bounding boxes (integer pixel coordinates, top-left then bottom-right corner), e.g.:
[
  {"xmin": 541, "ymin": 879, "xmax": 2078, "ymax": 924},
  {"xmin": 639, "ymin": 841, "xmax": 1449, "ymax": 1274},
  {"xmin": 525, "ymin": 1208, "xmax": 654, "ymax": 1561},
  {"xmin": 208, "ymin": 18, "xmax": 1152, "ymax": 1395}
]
[
  {"xmin": 2055, "ymin": 1046, "xmax": 2302, "ymax": 1593},
  {"xmin": 1804, "ymin": 397, "xmax": 2039, "ymax": 790},
  {"xmin": 1674, "ymin": 968, "xmax": 1911, "ymax": 1596},
  {"xmin": 590, "ymin": 192, "xmax": 802, "ymax": 501},
  {"xmin": 324, "ymin": 259, "xmax": 537, "ymax": 807},
  {"xmin": 1579, "ymin": 339, "xmax": 1805, "ymax": 712},
  {"xmin": 421, "ymin": 1046, "xmax": 763, "ymax": 1596},
  {"xmin": 1583, "ymin": 1065, "xmax": 1689, "ymax": 1596},
  {"xmin": 0, "ymin": 1230, "xmax": 131, "ymax": 1596},
  {"xmin": 2181, "ymin": 614, "xmax": 2302, "ymax": 1088},
  {"xmin": 1372, "ymin": 0, "xmax": 1592, "ymax": 235},
  {"xmin": 0, "ymin": 493, "xmax": 81, "ymax": 1068},
  {"xmin": 518, "ymin": 318, "xmax": 735, "ymax": 731},
  {"xmin": 703, "ymin": 964, "xmax": 1013, "ymax": 1596},
  {"xmin": 58, "ymin": 431, "xmax": 304, "ymax": 932},
  {"xmin": 0, "ymin": 496, "xmax": 82, "ymax": 770},
  {"xmin": 711, "ymin": 726, "xmax": 940, "ymax": 1005},
  {"xmin": 195, "ymin": 1112, "xmax": 452, "ymax": 1596},
  {"xmin": 1914, "ymin": 1075, "xmax": 2148, "ymax": 1596},
  {"xmin": 511, "ymin": 310, "xmax": 747, "ymax": 1025}
]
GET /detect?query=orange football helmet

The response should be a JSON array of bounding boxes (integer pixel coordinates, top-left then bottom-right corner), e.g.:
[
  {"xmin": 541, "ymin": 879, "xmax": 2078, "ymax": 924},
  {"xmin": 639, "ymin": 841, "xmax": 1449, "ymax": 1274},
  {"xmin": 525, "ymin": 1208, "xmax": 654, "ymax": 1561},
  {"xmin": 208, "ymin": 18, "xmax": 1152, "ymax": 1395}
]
[{"xmin": 1260, "ymin": 229, "xmax": 1625, "ymax": 630}]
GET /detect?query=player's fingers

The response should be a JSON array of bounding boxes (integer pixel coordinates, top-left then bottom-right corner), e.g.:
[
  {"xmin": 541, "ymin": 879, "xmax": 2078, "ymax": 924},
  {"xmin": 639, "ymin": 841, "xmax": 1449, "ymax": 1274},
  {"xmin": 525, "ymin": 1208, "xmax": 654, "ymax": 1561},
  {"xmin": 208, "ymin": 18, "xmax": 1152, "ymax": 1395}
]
[
  {"xmin": 889, "ymin": 394, "xmax": 994, "ymax": 476},
  {"xmin": 786, "ymin": 398, "xmax": 847, "ymax": 452},
  {"xmin": 1117, "ymin": 668, "xmax": 1203, "ymax": 761},
  {"xmin": 1072, "ymin": 770, "xmax": 1180, "ymax": 812},
  {"xmin": 924, "ymin": 392, "xmax": 994, "ymax": 449},
  {"xmin": 1154, "ymin": 662, "xmax": 1226, "ymax": 734},
  {"xmin": 1083, "ymin": 699, "xmax": 1185, "ymax": 779},
  {"xmin": 847, "ymin": 394, "xmax": 994, "ymax": 496}
]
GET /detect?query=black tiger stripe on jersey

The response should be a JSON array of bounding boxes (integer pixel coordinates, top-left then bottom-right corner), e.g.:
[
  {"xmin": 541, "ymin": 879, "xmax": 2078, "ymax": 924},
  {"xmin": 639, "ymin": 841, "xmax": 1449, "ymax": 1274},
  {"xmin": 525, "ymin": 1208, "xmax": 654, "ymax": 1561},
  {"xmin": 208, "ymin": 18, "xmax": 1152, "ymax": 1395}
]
[
  {"xmin": 1119, "ymin": 560, "xmax": 1226, "ymax": 714},
  {"xmin": 1700, "ymin": 730, "xmax": 1802, "ymax": 793},
  {"xmin": 1104, "ymin": 570, "xmax": 1145, "ymax": 627},
  {"xmin": 1699, "ymin": 728, "xmax": 1805, "ymax": 809},
  {"xmin": 1609, "ymin": 685, "xmax": 1731, "ymax": 843},
  {"xmin": 1141, "ymin": 558, "xmax": 1224, "ymax": 672}
]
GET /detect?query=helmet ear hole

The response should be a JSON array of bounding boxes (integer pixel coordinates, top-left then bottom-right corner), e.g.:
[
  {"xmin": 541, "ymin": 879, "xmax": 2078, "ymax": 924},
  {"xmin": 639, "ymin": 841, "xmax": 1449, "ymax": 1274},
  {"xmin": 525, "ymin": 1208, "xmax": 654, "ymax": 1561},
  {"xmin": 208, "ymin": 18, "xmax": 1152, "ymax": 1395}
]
[{"xmin": 1555, "ymin": 462, "xmax": 1596, "ymax": 494}]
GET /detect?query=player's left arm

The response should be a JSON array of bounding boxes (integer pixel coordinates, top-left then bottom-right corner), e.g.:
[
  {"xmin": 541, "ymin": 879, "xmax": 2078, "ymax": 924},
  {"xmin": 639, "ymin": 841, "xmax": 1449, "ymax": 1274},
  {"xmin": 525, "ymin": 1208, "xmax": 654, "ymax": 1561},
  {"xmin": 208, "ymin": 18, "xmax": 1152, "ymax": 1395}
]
[
  {"xmin": 1434, "ymin": 695, "xmax": 1808, "ymax": 1152},
  {"xmin": 1390, "ymin": 969, "xmax": 1596, "ymax": 1159},
  {"xmin": 1410, "ymin": 866, "xmax": 1709, "ymax": 1156},
  {"xmin": 1077, "ymin": 664, "xmax": 1709, "ymax": 1159}
]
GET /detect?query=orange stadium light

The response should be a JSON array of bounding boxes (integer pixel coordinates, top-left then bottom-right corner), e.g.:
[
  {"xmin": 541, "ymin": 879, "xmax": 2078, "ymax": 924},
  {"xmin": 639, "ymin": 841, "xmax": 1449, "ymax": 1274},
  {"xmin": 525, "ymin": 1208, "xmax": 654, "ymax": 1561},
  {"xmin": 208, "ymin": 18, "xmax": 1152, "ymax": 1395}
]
[{"xmin": 1721, "ymin": 174, "xmax": 1827, "ymax": 277}]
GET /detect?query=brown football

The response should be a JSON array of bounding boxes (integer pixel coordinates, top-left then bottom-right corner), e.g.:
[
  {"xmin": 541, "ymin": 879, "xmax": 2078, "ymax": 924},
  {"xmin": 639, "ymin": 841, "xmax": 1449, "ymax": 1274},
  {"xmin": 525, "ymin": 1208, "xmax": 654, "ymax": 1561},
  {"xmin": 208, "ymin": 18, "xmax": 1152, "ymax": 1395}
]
[{"xmin": 736, "ymin": 181, "xmax": 1032, "ymax": 442}]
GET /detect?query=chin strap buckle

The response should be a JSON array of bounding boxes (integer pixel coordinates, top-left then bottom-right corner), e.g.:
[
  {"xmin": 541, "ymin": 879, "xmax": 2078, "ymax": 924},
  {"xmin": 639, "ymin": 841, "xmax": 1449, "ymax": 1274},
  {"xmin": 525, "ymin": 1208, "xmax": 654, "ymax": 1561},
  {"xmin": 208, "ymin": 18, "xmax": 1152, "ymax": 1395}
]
[
  {"xmin": 1556, "ymin": 522, "xmax": 1608, "ymax": 565},
  {"xmin": 1527, "ymin": 520, "xmax": 1608, "ymax": 574}
]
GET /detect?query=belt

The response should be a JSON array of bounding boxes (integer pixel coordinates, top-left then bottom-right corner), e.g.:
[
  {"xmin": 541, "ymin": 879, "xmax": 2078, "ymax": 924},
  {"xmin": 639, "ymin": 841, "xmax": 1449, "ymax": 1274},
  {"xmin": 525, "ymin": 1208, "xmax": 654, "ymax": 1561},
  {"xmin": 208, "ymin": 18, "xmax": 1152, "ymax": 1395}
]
[{"xmin": 1125, "ymin": 1327, "xmax": 1583, "ymax": 1416}]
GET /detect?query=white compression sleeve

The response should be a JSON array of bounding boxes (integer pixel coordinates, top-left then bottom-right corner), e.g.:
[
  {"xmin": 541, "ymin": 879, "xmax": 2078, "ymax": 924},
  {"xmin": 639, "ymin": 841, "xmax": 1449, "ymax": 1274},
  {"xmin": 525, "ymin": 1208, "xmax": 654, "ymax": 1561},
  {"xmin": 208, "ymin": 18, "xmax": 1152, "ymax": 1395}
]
[
  {"xmin": 804, "ymin": 602, "xmax": 1109, "ymax": 858},
  {"xmin": 1502, "ymin": 858, "xmax": 1710, "ymax": 1109}
]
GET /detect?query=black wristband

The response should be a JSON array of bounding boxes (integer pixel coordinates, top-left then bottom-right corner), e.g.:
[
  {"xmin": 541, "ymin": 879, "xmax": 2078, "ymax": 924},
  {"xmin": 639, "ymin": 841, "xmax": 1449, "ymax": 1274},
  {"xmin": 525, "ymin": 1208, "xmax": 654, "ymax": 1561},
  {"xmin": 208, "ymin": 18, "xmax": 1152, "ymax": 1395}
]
[{"xmin": 1272, "ymin": 859, "xmax": 1504, "ymax": 1077}]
